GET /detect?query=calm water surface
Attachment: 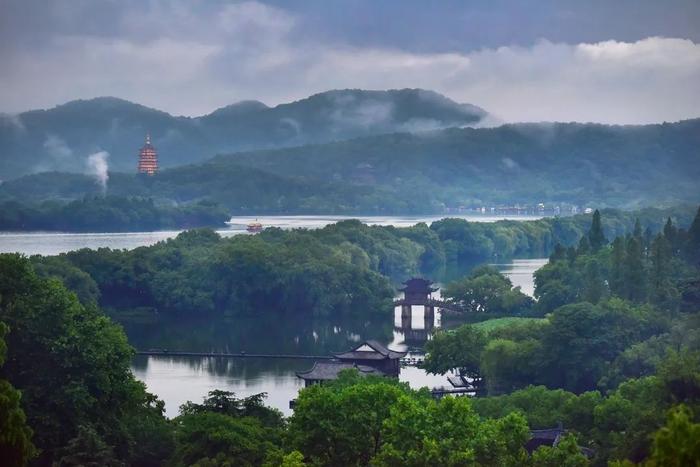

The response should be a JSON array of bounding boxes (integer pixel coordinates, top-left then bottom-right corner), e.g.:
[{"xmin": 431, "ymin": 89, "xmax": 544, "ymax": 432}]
[
  {"xmin": 0, "ymin": 214, "xmax": 543, "ymax": 256},
  {"xmin": 0, "ymin": 216, "xmax": 546, "ymax": 417},
  {"xmin": 129, "ymin": 259, "xmax": 545, "ymax": 417}
]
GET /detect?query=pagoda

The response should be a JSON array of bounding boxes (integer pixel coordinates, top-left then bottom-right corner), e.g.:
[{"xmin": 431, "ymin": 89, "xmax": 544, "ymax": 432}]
[{"xmin": 137, "ymin": 133, "xmax": 158, "ymax": 175}]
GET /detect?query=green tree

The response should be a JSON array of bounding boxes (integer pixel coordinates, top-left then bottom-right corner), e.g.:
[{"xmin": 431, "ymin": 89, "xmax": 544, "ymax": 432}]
[
  {"xmin": 539, "ymin": 300, "xmax": 656, "ymax": 392},
  {"xmin": 422, "ymin": 325, "xmax": 487, "ymax": 379},
  {"xmin": 480, "ymin": 338, "xmax": 543, "ymax": 394},
  {"xmin": 644, "ymin": 405, "xmax": 700, "ymax": 467},
  {"xmin": 56, "ymin": 425, "xmax": 122, "ymax": 467},
  {"xmin": 610, "ymin": 237, "xmax": 627, "ymax": 297},
  {"xmin": 649, "ymin": 234, "xmax": 678, "ymax": 310},
  {"xmin": 530, "ymin": 434, "xmax": 589, "ymax": 467},
  {"xmin": 624, "ymin": 235, "xmax": 647, "ymax": 302},
  {"xmin": 588, "ymin": 209, "xmax": 607, "ymax": 251},
  {"xmin": 0, "ymin": 254, "xmax": 171, "ymax": 465},
  {"xmin": 582, "ymin": 258, "xmax": 607, "ymax": 304},
  {"xmin": 0, "ymin": 322, "xmax": 36, "ymax": 467},
  {"xmin": 685, "ymin": 206, "xmax": 700, "ymax": 268},
  {"xmin": 374, "ymin": 395, "xmax": 529, "ymax": 467},
  {"xmin": 288, "ymin": 372, "xmax": 406, "ymax": 466},
  {"xmin": 443, "ymin": 265, "xmax": 532, "ymax": 314},
  {"xmin": 172, "ymin": 412, "xmax": 276, "ymax": 467}
]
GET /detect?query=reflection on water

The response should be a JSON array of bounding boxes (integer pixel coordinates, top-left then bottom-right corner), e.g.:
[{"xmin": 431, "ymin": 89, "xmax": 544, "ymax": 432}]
[
  {"xmin": 128, "ymin": 258, "xmax": 546, "ymax": 417},
  {"xmin": 0, "ymin": 214, "xmax": 544, "ymax": 256},
  {"xmin": 131, "ymin": 356, "xmax": 308, "ymax": 418},
  {"xmin": 492, "ymin": 258, "xmax": 548, "ymax": 297}
]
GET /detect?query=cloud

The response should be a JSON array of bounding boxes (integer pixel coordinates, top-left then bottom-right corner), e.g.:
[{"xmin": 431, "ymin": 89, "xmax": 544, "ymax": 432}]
[
  {"xmin": 0, "ymin": 113, "xmax": 26, "ymax": 133},
  {"xmin": 501, "ymin": 157, "xmax": 519, "ymax": 170},
  {"xmin": 0, "ymin": 1, "xmax": 698, "ymax": 124},
  {"xmin": 43, "ymin": 134, "xmax": 72, "ymax": 160}
]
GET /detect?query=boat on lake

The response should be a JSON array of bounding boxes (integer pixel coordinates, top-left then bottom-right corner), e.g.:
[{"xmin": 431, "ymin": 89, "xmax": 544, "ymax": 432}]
[{"xmin": 246, "ymin": 220, "xmax": 263, "ymax": 233}]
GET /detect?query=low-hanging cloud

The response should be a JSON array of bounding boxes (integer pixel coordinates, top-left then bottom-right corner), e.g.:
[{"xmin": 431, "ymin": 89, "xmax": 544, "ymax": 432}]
[
  {"xmin": 86, "ymin": 151, "xmax": 109, "ymax": 193},
  {"xmin": 0, "ymin": 1, "xmax": 698, "ymax": 124}
]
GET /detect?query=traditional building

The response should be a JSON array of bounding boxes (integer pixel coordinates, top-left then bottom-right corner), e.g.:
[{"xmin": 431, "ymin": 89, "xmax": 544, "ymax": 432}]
[
  {"xmin": 400, "ymin": 278, "xmax": 439, "ymax": 304},
  {"xmin": 137, "ymin": 133, "xmax": 158, "ymax": 175},
  {"xmin": 295, "ymin": 340, "xmax": 406, "ymax": 388},
  {"xmin": 396, "ymin": 277, "xmax": 441, "ymax": 324},
  {"xmin": 332, "ymin": 340, "xmax": 406, "ymax": 376},
  {"xmin": 296, "ymin": 361, "xmax": 383, "ymax": 387}
]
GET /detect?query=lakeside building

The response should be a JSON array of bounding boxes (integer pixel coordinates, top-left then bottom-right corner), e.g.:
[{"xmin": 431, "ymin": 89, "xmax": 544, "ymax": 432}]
[
  {"xmin": 137, "ymin": 133, "xmax": 159, "ymax": 175},
  {"xmin": 332, "ymin": 340, "xmax": 406, "ymax": 376},
  {"xmin": 296, "ymin": 361, "xmax": 383, "ymax": 387},
  {"xmin": 296, "ymin": 340, "xmax": 407, "ymax": 387}
]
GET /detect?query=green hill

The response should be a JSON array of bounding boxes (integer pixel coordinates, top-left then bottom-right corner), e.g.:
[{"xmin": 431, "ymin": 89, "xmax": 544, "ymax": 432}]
[
  {"xmin": 0, "ymin": 89, "xmax": 486, "ymax": 179},
  {"xmin": 0, "ymin": 119, "xmax": 698, "ymax": 214}
]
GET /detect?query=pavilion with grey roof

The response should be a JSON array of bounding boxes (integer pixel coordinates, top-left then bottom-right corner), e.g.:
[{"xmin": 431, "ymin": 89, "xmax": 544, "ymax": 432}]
[
  {"xmin": 332, "ymin": 340, "xmax": 406, "ymax": 376},
  {"xmin": 295, "ymin": 361, "xmax": 384, "ymax": 387}
]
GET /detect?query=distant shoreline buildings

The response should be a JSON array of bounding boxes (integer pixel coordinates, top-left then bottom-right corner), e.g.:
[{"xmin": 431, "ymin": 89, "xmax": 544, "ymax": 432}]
[{"xmin": 137, "ymin": 133, "xmax": 158, "ymax": 175}]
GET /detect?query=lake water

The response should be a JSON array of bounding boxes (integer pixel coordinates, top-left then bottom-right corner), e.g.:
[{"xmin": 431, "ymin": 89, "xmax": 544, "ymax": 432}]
[
  {"xmin": 0, "ymin": 213, "xmax": 543, "ymax": 256},
  {"xmin": 0, "ymin": 215, "xmax": 546, "ymax": 417},
  {"xmin": 128, "ymin": 258, "xmax": 545, "ymax": 417}
]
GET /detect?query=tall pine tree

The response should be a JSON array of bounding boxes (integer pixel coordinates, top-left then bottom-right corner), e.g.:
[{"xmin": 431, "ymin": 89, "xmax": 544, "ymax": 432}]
[
  {"xmin": 684, "ymin": 206, "xmax": 700, "ymax": 268},
  {"xmin": 625, "ymin": 233, "xmax": 647, "ymax": 302},
  {"xmin": 588, "ymin": 209, "xmax": 607, "ymax": 251},
  {"xmin": 650, "ymin": 233, "xmax": 678, "ymax": 310},
  {"xmin": 610, "ymin": 236, "xmax": 627, "ymax": 297}
]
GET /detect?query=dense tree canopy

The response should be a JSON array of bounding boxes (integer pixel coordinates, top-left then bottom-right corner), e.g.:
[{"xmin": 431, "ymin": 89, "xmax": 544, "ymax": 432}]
[
  {"xmin": 0, "ymin": 255, "xmax": 173, "ymax": 466},
  {"xmin": 0, "ymin": 196, "xmax": 229, "ymax": 232},
  {"xmin": 422, "ymin": 208, "xmax": 700, "ymax": 465},
  {"xmin": 0, "ymin": 207, "xmax": 698, "ymax": 466},
  {"xmin": 442, "ymin": 265, "xmax": 533, "ymax": 314}
]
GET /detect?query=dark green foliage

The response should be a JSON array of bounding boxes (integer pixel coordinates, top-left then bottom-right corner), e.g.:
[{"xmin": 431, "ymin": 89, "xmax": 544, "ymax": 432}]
[
  {"xmin": 171, "ymin": 392, "xmax": 285, "ymax": 467},
  {"xmin": 41, "ymin": 226, "xmax": 396, "ymax": 317},
  {"xmin": 0, "ymin": 254, "xmax": 172, "ymax": 466},
  {"xmin": 56, "ymin": 425, "xmax": 122, "ymax": 467},
  {"xmin": 426, "ymin": 298, "xmax": 667, "ymax": 395},
  {"xmin": 625, "ymin": 234, "xmax": 648, "ymax": 302},
  {"xmin": 0, "ymin": 90, "xmax": 485, "ymax": 179},
  {"xmin": 442, "ymin": 265, "xmax": 533, "ymax": 314},
  {"xmin": 0, "ymin": 322, "xmax": 36, "ymax": 467},
  {"xmin": 422, "ymin": 325, "xmax": 487, "ymax": 378},
  {"xmin": 179, "ymin": 390, "xmax": 283, "ymax": 429},
  {"xmin": 172, "ymin": 412, "xmax": 276, "ymax": 467},
  {"xmin": 643, "ymin": 405, "xmax": 700, "ymax": 466},
  {"xmin": 588, "ymin": 210, "xmax": 607, "ymax": 250},
  {"xmin": 535, "ymin": 212, "xmax": 697, "ymax": 314},
  {"xmin": 288, "ymin": 371, "xmax": 530, "ymax": 467},
  {"xmin": 3, "ymin": 118, "xmax": 700, "ymax": 212},
  {"xmin": 530, "ymin": 434, "xmax": 589, "ymax": 467},
  {"xmin": 0, "ymin": 196, "xmax": 230, "ymax": 232},
  {"xmin": 472, "ymin": 385, "xmax": 602, "ymax": 436},
  {"xmin": 539, "ymin": 300, "xmax": 662, "ymax": 393},
  {"xmin": 288, "ymin": 372, "xmax": 408, "ymax": 466},
  {"xmin": 685, "ymin": 206, "xmax": 700, "ymax": 268}
]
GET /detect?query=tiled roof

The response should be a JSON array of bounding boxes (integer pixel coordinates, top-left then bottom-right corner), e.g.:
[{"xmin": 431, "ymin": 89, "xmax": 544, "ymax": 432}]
[
  {"xmin": 296, "ymin": 361, "xmax": 384, "ymax": 381},
  {"xmin": 333, "ymin": 340, "xmax": 407, "ymax": 360},
  {"xmin": 525, "ymin": 426, "xmax": 565, "ymax": 453}
]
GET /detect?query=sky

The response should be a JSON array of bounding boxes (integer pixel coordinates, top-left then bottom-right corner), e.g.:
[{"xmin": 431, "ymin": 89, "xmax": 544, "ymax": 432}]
[{"xmin": 1, "ymin": 0, "xmax": 699, "ymax": 123}]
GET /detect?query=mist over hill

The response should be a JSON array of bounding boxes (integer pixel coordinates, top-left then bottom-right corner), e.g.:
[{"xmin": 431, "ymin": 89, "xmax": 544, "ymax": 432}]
[
  {"xmin": 1, "ymin": 119, "xmax": 698, "ymax": 214},
  {"xmin": 0, "ymin": 89, "xmax": 487, "ymax": 179}
]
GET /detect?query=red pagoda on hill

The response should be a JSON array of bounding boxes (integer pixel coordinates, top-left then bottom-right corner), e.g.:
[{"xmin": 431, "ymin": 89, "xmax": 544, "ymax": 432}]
[{"xmin": 137, "ymin": 133, "xmax": 158, "ymax": 175}]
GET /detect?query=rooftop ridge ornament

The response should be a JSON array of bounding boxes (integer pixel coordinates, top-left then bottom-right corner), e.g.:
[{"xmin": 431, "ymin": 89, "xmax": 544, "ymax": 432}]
[{"xmin": 137, "ymin": 132, "xmax": 158, "ymax": 175}]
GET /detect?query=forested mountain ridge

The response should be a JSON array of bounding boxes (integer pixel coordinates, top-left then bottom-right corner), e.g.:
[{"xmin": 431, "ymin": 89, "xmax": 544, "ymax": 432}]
[
  {"xmin": 1, "ymin": 118, "xmax": 698, "ymax": 214},
  {"xmin": 0, "ymin": 89, "xmax": 487, "ymax": 178}
]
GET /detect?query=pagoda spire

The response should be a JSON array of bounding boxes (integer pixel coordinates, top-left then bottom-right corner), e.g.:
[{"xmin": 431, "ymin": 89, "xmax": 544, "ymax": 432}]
[{"xmin": 138, "ymin": 132, "xmax": 158, "ymax": 175}]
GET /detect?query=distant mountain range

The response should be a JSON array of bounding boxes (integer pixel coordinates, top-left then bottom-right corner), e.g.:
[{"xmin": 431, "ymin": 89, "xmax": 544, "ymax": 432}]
[
  {"xmin": 2, "ymin": 119, "xmax": 698, "ymax": 213},
  {"xmin": 0, "ymin": 89, "xmax": 487, "ymax": 179}
]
